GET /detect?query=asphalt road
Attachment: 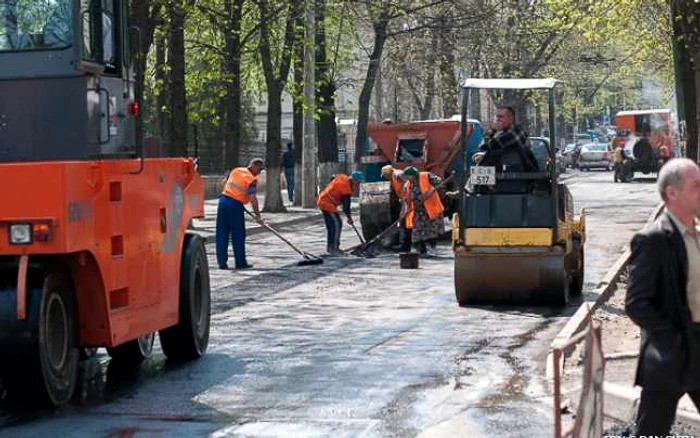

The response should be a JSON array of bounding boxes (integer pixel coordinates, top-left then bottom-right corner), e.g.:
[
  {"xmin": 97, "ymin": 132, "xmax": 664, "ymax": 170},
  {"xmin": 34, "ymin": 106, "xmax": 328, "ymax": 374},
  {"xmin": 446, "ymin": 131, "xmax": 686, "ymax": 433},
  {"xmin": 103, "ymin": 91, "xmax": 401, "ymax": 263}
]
[{"xmin": 0, "ymin": 170, "xmax": 661, "ymax": 438}]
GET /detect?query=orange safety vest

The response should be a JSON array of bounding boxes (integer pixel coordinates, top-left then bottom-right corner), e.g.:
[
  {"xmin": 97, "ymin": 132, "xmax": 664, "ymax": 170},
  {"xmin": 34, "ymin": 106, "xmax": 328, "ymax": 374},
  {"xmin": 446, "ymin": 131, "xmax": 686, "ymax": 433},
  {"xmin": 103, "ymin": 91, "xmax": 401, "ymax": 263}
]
[
  {"xmin": 222, "ymin": 167, "xmax": 257, "ymax": 204},
  {"xmin": 317, "ymin": 174, "xmax": 353, "ymax": 213},
  {"xmin": 405, "ymin": 172, "xmax": 444, "ymax": 229}
]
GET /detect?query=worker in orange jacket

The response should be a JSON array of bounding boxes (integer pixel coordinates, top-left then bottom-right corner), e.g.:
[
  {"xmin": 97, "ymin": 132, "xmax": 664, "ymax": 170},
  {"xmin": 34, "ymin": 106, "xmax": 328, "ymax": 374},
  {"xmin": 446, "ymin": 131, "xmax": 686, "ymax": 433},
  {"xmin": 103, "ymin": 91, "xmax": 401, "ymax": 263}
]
[
  {"xmin": 317, "ymin": 170, "xmax": 364, "ymax": 255},
  {"xmin": 216, "ymin": 158, "xmax": 264, "ymax": 270},
  {"xmin": 381, "ymin": 165, "xmax": 412, "ymax": 252},
  {"xmin": 402, "ymin": 167, "xmax": 445, "ymax": 257}
]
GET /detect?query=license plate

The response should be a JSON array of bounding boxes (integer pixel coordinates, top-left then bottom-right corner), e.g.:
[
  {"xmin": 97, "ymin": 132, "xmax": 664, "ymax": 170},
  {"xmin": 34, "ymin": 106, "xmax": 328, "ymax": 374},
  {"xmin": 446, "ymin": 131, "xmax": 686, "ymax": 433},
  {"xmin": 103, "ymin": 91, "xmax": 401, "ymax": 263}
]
[{"xmin": 469, "ymin": 166, "xmax": 496, "ymax": 185}]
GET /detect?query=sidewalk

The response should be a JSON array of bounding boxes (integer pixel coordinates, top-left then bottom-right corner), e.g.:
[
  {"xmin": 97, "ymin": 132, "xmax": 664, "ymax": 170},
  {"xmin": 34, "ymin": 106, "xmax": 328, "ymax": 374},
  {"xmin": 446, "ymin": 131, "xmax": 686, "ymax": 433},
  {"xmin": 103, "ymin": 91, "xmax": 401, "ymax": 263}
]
[
  {"xmin": 560, "ymin": 277, "xmax": 700, "ymax": 434},
  {"xmin": 192, "ymin": 194, "xmax": 359, "ymax": 243}
]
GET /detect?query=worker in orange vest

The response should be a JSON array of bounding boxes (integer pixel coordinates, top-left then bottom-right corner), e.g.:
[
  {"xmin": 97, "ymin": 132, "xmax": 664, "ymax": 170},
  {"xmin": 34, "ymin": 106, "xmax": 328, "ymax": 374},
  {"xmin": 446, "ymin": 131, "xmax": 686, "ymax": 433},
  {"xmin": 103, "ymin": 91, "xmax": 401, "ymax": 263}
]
[
  {"xmin": 381, "ymin": 165, "xmax": 411, "ymax": 251},
  {"xmin": 403, "ymin": 167, "xmax": 445, "ymax": 257},
  {"xmin": 216, "ymin": 158, "xmax": 265, "ymax": 270},
  {"xmin": 317, "ymin": 170, "xmax": 364, "ymax": 255}
]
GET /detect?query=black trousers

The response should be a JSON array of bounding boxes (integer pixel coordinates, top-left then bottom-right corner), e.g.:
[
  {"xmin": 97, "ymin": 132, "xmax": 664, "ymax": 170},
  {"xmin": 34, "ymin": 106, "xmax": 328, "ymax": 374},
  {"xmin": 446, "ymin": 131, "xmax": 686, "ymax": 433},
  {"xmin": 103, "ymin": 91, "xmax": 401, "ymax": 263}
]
[
  {"xmin": 322, "ymin": 212, "xmax": 342, "ymax": 252},
  {"xmin": 635, "ymin": 388, "xmax": 700, "ymax": 435}
]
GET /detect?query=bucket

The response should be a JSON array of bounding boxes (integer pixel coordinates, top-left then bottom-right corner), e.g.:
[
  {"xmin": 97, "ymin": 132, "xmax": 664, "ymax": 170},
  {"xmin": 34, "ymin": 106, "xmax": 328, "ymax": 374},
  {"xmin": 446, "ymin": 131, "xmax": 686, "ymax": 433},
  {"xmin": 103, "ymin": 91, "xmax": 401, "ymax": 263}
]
[{"xmin": 400, "ymin": 252, "xmax": 419, "ymax": 269}]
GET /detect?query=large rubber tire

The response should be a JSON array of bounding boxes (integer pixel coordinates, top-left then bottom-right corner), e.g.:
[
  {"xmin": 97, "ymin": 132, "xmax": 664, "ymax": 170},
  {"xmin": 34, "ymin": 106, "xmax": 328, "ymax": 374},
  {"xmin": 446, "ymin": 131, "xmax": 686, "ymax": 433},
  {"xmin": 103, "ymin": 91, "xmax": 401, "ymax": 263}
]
[
  {"xmin": 160, "ymin": 234, "xmax": 211, "ymax": 361},
  {"xmin": 359, "ymin": 182, "xmax": 397, "ymax": 242},
  {"xmin": 107, "ymin": 332, "xmax": 155, "ymax": 365},
  {"xmin": 7, "ymin": 270, "xmax": 80, "ymax": 407}
]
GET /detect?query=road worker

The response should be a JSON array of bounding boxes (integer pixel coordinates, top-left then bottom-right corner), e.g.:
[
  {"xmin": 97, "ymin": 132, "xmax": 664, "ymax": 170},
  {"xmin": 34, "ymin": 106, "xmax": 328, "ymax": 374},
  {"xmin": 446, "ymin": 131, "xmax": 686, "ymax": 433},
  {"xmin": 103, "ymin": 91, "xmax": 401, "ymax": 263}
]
[
  {"xmin": 613, "ymin": 144, "xmax": 628, "ymax": 183},
  {"xmin": 216, "ymin": 158, "xmax": 264, "ymax": 270},
  {"xmin": 403, "ymin": 167, "xmax": 445, "ymax": 257},
  {"xmin": 381, "ymin": 165, "xmax": 412, "ymax": 252},
  {"xmin": 317, "ymin": 170, "xmax": 364, "ymax": 255}
]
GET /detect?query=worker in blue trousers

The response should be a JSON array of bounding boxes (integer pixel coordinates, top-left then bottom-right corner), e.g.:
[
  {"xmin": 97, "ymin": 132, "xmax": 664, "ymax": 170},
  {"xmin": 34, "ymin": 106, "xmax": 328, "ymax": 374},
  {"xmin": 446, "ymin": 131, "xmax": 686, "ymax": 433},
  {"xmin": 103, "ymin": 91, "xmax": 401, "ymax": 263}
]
[{"xmin": 216, "ymin": 158, "xmax": 265, "ymax": 270}]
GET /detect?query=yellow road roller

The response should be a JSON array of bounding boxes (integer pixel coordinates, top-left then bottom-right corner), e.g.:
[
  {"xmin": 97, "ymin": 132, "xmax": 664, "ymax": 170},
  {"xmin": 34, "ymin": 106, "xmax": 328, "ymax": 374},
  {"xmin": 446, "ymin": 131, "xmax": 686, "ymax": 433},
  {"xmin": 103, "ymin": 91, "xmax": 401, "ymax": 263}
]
[{"xmin": 452, "ymin": 79, "xmax": 585, "ymax": 306}]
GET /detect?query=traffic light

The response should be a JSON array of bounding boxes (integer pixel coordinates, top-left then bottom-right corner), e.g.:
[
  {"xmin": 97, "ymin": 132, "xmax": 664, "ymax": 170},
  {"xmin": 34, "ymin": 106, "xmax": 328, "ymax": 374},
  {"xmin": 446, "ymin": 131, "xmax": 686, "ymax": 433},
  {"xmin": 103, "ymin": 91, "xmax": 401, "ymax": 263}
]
[{"xmin": 571, "ymin": 104, "xmax": 577, "ymax": 122}]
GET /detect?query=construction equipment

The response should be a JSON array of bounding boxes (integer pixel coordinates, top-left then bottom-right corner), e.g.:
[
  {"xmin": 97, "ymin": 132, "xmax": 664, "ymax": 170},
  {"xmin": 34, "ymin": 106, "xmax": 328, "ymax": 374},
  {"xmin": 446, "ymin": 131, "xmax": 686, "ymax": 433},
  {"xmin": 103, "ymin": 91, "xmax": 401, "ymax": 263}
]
[
  {"xmin": 243, "ymin": 209, "xmax": 323, "ymax": 266},
  {"xmin": 614, "ymin": 109, "xmax": 675, "ymax": 179},
  {"xmin": 453, "ymin": 79, "xmax": 585, "ymax": 306},
  {"xmin": 359, "ymin": 118, "xmax": 482, "ymax": 241},
  {"xmin": 0, "ymin": 1, "xmax": 211, "ymax": 406}
]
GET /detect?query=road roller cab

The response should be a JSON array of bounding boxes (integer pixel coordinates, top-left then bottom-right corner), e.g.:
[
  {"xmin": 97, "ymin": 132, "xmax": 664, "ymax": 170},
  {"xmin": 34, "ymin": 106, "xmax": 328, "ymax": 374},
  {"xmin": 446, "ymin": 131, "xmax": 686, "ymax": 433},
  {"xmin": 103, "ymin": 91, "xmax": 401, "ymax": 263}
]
[
  {"xmin": 452, "ymin": 79, "xmax": 585, "ymax": 306},
  {"xmin": 0, "ymin": 0, "xmax": 211, "ymax": 406}
]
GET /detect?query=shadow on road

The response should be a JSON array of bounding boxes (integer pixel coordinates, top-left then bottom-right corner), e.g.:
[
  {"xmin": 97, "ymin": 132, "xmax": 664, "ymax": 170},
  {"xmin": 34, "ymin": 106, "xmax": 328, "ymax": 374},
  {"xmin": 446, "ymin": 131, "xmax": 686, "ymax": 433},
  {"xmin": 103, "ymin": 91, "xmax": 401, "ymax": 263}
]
[
  {"xmin": 0, "ymin": 352, "xmax": 241, "ymax": 434},
  {"xmin": 211, "ymin": 257, "xmax": 366, "ymax": 315}
]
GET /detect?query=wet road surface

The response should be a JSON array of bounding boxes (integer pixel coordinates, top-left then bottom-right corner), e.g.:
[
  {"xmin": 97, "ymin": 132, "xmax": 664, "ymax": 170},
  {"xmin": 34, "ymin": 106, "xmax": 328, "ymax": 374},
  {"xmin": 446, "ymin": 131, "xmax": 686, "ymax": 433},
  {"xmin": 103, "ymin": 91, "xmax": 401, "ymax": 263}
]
[{"xmin": 0, "ymin": 170, "xmax": 660, "ymax": 437}]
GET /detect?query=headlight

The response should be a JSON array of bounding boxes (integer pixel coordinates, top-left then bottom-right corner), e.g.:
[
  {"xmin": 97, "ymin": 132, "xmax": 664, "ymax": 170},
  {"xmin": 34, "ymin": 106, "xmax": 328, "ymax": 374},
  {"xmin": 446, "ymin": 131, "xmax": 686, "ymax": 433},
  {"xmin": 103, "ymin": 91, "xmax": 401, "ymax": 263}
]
[{"xmin": 9, "ymin": 224, "xmax": 32, "ymax": 244}]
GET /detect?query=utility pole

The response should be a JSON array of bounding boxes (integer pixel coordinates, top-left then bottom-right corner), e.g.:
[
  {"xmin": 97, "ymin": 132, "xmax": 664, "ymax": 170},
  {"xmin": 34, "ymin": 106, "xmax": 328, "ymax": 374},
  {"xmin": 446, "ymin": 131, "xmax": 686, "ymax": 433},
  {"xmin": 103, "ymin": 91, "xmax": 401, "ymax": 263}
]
[{"xmin": 302, "ymin": 0, "xmax": 317, "ymax": 208}]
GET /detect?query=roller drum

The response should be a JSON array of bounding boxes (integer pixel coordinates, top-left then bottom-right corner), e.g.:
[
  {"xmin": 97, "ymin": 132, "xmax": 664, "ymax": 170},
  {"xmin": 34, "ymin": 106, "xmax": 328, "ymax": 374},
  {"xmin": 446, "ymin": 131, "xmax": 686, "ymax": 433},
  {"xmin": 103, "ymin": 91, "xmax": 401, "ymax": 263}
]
[{"xmin": 454, "ymin": 247, "xmax": 569, "ymax": 306}]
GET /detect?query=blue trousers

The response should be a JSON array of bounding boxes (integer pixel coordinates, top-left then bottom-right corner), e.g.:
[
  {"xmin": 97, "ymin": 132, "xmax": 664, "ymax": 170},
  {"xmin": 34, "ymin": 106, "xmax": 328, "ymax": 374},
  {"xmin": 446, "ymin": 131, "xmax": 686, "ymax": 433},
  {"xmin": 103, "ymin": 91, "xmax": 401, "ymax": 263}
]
[
  {"xmin": 284, "ymin": 167, "xmax": 295, "ymax": 202},
  {"xmin": 216, "ymin": 195, "xmax": 247, "ymax": 268},
  {"xmin": 322, "ymin": 212, "xmax": 342, "ymax": 252}
]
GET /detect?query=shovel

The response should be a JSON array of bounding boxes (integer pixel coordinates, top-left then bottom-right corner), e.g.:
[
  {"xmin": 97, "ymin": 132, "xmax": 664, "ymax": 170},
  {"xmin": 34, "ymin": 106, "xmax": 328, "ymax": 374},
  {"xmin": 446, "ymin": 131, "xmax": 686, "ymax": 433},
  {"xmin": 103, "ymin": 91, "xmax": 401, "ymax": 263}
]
[
  {"xmin": 244, "ymin": 208, "xmax": 324, "ymax": 266},
  {"xmin": 350, "ymin": 222, "xmax": 366, "ymax": 244}
]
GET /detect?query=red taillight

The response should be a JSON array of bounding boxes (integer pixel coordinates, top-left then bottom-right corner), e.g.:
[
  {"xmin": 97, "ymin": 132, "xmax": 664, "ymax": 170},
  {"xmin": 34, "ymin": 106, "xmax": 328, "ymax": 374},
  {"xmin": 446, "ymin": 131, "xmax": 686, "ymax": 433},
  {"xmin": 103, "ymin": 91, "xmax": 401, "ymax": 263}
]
[
  {"xmin": 602, "ymin": 151, "xmax": 609, "ymax": 158},
  {"xmin": 32, "ymin": 223, "xmax": 52, "ymax": 242},
  {"xmin": 129, "ymin": 102, "xmax": 140, "ymax": 118}
]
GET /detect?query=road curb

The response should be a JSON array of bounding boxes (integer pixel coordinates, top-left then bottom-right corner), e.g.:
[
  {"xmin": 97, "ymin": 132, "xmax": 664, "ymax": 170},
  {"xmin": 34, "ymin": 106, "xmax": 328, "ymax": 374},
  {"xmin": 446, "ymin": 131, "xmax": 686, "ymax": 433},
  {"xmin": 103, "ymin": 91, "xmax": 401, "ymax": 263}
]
[
  {"xmin": 546, "ymin": 201, "xmax": 664, "ymax": 379},
  {"xmin": 601, "ymin": 382, "xmax": 700, "ymax": 427}
]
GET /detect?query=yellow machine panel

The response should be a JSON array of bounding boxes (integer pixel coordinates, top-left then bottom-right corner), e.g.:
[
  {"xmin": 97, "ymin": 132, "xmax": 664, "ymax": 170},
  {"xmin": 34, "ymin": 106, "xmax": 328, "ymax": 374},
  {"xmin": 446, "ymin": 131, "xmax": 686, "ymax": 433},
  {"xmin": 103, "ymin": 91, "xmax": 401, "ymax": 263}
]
[{"xmin": 465, "ymin": 228, "xmax": 553, "ymax": 247}]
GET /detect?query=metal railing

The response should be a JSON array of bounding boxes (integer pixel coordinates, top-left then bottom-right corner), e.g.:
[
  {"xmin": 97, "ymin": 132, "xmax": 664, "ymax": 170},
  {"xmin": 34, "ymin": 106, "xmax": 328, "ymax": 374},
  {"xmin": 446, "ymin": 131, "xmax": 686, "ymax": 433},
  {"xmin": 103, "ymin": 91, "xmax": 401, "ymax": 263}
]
[{"xmin": 551, "ymin": 319, "xmax": 605, "ymax": 438}]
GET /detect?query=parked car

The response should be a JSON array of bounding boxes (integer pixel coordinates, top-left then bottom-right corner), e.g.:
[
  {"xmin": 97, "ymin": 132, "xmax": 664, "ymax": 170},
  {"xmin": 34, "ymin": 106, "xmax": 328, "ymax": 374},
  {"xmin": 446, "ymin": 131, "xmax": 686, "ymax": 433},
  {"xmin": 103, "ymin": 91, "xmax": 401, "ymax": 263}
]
[
  {"xmin": 577, "ymin": 142, "xmax": 612, "ymax": 171},
  {"xmin": 529, "ymin": 137, "xmax": 566, "ymax": 174},
  {"xmin": 561, "ymin": 143, "xmax": 582, "ymax": 168}
]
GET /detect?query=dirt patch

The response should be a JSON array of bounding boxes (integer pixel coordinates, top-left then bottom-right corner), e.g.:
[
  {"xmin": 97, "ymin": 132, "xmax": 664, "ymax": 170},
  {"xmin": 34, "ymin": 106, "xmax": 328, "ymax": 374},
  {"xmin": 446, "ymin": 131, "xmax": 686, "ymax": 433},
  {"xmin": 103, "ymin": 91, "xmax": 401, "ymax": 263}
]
[{"xmin": 562, "ymin": 277, "xmax": 639, "ymax": 387}]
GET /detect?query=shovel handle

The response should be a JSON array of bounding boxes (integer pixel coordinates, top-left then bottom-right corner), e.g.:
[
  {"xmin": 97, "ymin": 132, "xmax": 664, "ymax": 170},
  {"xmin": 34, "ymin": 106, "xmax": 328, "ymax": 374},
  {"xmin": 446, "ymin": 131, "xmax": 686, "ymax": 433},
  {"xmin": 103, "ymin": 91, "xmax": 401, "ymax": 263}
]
[
  {"xmin": 351, "ymin": 223, "xmax": 366, "ymax": 244},
  {"xmin": 243, "ymin": 208, "xmax": 307, "ymax": 257}
]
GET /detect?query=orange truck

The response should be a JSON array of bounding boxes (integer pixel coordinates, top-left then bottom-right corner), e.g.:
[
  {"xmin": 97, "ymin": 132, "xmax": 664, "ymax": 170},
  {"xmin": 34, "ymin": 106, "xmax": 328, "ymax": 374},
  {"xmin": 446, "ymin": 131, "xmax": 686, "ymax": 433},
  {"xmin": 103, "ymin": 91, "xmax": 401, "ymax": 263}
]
[
  {"xmin": 0, "ymin": 1, "xmax": 211, "ymax": 406},
  {"xmin": 615, "ymin": 109, "xmax": 674, "ymax": 176}
]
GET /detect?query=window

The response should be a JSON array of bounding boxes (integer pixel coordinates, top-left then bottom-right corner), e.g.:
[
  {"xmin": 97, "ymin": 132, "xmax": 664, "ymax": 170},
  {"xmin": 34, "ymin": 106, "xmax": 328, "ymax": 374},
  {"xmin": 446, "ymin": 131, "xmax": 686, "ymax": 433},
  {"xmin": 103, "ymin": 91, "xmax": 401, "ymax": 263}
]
[
  {"xmin": 80, "ymin": 0, "xmax": 119, "ymax": 71},
  {"xmin": 101, "ymin": 0, "xmax": 115, "ymax": 68},
  {"xmin": 0, "ymin": 0, "xmax": 72, "ymax": 51},
  {"xmin": 529, "ymin": 139, "xmax": 551, "ymax": 170},
  {"xmin": 396, "ymin": 138, "xmax": 425, "ymax": 163},
  {"xmin": 582, "ymin": 143, "xmax": 606, "ymax": 152}
]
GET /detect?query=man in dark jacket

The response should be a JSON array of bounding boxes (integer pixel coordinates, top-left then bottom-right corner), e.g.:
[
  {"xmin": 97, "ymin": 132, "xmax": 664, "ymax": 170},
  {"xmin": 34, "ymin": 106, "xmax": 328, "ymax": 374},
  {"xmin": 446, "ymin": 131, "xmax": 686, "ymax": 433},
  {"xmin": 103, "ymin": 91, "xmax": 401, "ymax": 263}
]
[
  {"xmin": 626, "ymin": 157, "xmax": 700, "ymax": 435},
  {"xmin": 473, "ymin": 106, "xmax": 539, "ymax": 172}
]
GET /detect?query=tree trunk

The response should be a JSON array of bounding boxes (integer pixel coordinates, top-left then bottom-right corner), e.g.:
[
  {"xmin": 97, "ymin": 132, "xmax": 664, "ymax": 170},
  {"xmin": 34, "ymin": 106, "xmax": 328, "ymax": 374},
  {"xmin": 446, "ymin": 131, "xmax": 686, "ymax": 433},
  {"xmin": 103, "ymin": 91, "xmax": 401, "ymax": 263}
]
[
  {"xmin": 439, "ymin": 22, "xmax": 458, "ymax": 117},
  {"xmin": 671, "ymin": 0, "xmax": 698, "ymax": 161},
  {"xmin": 259, "ymin": 0, "xmax": 299, "ymax": 212},
  {"xmin": 315, "ymin": 0, "xmax": 340, "ymax": 186},
  {"xmin": 692, "ymin": 52, "xmax": 700, "ymax": 162},
  {"xmin": 302, "ymin": 0, "xmax": 317, "ymax": 208},
  {"xmin": 374, "ymin": 63, "xmax": 383, "ymax": 121},
  {"xmin": 354, "ymin": 15, "xmax": 389, "ymax": 166},
  {"xmin": 293, "ymin": 10, "xmax": 304, "ymax": 206},
  {"xmin": 168, "ymin": 3, "xmax": 188, "ymax": 157},
  {"xmin": 264, "ymin": 88, "xmax": 286, "ymax": 212},
  {"xmin": 155, "ymin": 33, "xmax": 169, "ymax": 147},
  {"xmin": 224, "ymin": 0, "xmax": 244, "ymax": 168},
  {"xmin": 129, "ymin": 0, "xmax": 160, "ymax": 149}
]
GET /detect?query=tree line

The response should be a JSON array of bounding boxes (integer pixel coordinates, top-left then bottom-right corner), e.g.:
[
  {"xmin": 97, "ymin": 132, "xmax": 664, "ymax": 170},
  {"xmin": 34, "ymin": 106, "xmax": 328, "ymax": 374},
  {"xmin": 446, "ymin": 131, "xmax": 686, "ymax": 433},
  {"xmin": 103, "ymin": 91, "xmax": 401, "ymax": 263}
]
[{"xmin": 128, "ymin": 0, "xmax": 674, "ymax": 212}]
